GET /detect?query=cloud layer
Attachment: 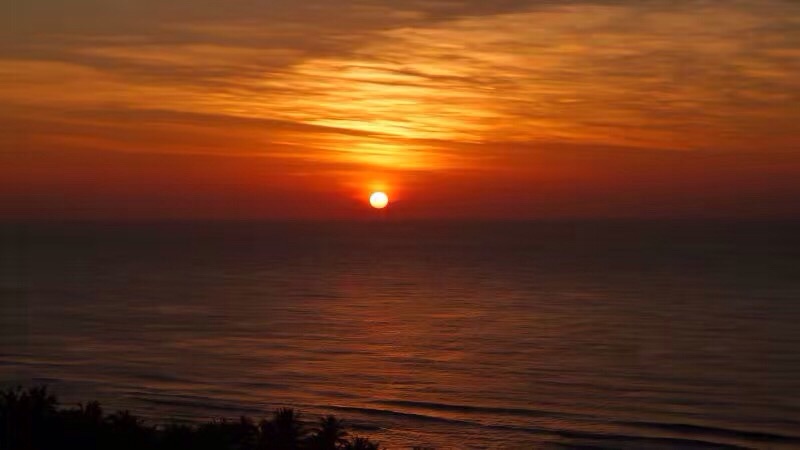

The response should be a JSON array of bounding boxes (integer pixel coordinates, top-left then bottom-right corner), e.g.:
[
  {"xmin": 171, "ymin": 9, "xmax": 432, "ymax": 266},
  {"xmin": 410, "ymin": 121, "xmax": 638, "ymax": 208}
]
[{"xmin": 2, "ymin": 0, "xmax": 799, "ymax": 218}]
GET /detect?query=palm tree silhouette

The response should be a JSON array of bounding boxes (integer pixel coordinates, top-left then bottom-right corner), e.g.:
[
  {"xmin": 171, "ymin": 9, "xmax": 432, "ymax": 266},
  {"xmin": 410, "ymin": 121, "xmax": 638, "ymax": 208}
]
[
  {"xmin": 308, "ymin": 415, "xmax": 348, "ymax": 450},
  {"xmin": 2, "ymin": 387, "xmax": 397, "ymax": 450},
  {"xmin": 342, "ymin": 436, "xmax": 382, "ymax": 450},
  {"xmin": 105, "ymin": 410, "xmax": 154, "ymax": 450},
  {"xmin": 1, "ymin": 386, "xmax": 58, "ymax": 449},
  {"xmin": 259, "ymin": 408, "xmax": 304, "ymax": 450}
]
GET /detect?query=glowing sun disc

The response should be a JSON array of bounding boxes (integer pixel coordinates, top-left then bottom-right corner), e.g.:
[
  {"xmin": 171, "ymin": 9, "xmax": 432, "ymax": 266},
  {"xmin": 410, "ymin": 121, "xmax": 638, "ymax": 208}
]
[{"xmin": 369, "ymin": 191, "xmax": 389, "ymax": 209}]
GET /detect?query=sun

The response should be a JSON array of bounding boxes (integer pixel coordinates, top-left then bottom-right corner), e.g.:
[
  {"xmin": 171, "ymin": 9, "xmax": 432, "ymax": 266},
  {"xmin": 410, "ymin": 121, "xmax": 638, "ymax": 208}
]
[{"xmin": 369, "ymin": 191, "xmax": 389, "ymax": 209}]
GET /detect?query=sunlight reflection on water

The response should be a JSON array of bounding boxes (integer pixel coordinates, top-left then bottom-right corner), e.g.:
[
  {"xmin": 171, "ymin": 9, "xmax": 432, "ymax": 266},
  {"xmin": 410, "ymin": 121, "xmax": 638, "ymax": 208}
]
[{"xmin": 2, "ymin": 221, "xmax": 800, "ymax": 448}]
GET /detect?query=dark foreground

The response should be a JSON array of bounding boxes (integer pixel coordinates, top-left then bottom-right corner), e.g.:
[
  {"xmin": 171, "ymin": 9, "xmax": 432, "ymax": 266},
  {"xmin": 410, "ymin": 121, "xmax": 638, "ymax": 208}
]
[{"xmin": 1, "ymin": 387, "xmax": 396, "ymax": 450}]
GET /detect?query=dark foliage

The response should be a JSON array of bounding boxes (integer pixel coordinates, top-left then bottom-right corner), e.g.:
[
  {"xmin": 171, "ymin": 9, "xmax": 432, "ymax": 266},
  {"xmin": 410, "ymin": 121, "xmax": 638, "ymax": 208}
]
[
  {"xmin": 0, "ymin": 387, "xmax": 388, "ymax": 450},
  {"xmin": 342, "ymin": 437, "xmax": 382, "ymax": 450},
  {"xmin": 308, "ymin": 416, "xmax": 348, "ymax": 450}
]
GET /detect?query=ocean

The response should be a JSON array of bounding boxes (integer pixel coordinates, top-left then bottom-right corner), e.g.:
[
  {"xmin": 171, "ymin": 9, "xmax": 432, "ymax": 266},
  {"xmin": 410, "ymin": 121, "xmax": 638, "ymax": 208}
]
[{"xmin": 2, "ymin": 221, "xmax": 799, "ymax": 449}]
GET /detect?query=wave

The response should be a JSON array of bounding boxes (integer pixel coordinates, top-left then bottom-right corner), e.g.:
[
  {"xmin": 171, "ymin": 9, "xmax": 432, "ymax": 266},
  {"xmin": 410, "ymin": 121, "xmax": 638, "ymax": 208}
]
[
  {"xmin": 622, "ymin": 420, "xmax": 800, "ymax": 444},
  {"xmin": 374, "ymin": 399, "xmax": 800, "ymax": 444},
  {"xmin": 128, "ymin": 393, "xmax": 800, "ymax": 448},
  {"xmin": 375, "ymin": 399, "xmax": 595, "ymax": 420},
  {"xmin": 324, "ymin": 405, "xmax": 752, "ymax": 449},
  {"xmin": 133, "ymin": 394, "xmax": 265, "ymax": 416}
]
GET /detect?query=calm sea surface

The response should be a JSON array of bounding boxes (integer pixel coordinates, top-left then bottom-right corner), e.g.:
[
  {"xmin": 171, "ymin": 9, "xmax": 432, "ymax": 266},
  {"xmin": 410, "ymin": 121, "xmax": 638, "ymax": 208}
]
[{"xmin": 2, "ymin": 221, "xmax": 800, "ymax": 449}]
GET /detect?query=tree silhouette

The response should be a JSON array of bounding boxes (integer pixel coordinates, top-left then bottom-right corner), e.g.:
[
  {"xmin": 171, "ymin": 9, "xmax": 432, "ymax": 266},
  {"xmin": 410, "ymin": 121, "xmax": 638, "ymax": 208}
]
[
  {"xmin": 0, "ymin": 386, "xmax": 58, "ymax": 449},
  {"xmin": 0, "ymin": 387, "xmax": 413, "ymax": 450},
  {"xmin": 342, "ymin": 436, "xmax": 383, "ymax": 450},
  {"xmin": 79, "ymin": 401, "xmax": 104, "ymax": 425},
  {"xmin": 195, "ymin": 417, "xmax": 257, "ymax": 450},
  {"xmin": 59, "ymin": 401, "xmax": 104, "ymax": 449},
  {"xmin": 308, "ymin": 415, "xmax": 348, "ymax": 450},
  {"xmin": 259, "ymin": 408, "xmax": 304, "ymax": 450},
  {"xmin": 106, "ymin": 410, "xmax": 155, "ymax": 449}
]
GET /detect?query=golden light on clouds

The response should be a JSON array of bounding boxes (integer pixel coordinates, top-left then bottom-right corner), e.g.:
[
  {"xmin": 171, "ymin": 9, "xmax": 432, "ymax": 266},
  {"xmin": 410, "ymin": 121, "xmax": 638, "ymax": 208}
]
[{"xmin": 2, "ymin": 0, "xmax": 799, "ymax": 218}]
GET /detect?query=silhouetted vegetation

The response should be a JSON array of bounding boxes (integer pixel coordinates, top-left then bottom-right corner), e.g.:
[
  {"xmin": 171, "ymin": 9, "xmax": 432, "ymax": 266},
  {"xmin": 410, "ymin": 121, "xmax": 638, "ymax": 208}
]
[{"xmin": 0, "ymin": 387, "xmax": 388, "ymax": 450}]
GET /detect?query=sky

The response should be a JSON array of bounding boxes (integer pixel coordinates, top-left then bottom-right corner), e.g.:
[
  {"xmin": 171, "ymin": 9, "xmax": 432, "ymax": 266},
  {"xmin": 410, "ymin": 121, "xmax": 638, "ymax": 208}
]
[{"xmin": 2, "ymin": 0, "xmax": 799, "ymax": 219}]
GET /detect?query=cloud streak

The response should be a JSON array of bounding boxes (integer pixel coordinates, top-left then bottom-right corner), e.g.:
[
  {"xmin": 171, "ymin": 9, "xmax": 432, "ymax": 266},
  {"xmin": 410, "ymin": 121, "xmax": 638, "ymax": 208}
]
[{"xmin": 2, "ymin": 0, "xmax": 799, "ymax": 218}]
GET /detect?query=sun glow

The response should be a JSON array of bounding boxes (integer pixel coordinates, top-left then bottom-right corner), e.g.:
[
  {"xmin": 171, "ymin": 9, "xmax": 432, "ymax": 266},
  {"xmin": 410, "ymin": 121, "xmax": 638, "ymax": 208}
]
[{"xmin": 369, "ymin": 191, "xmax": 389, "ymax": 209}]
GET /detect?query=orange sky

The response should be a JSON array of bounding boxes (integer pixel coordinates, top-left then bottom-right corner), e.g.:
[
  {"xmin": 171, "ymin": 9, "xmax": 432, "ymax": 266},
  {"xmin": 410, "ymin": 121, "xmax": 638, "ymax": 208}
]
[{"xmin": 2, "ymin": 0, "xmax": 799, "ymax": 219}]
